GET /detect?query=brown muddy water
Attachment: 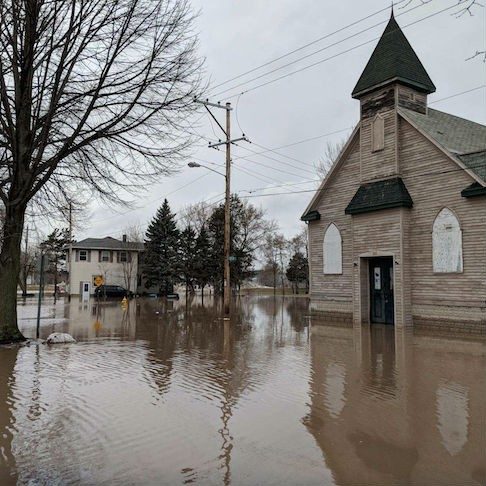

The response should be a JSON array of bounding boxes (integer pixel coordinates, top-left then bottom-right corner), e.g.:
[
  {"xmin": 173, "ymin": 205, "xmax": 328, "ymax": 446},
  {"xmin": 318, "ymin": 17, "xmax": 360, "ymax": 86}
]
[{"xmin": 0, "ymin": 296, "xmax": 485, "ymax": 485}]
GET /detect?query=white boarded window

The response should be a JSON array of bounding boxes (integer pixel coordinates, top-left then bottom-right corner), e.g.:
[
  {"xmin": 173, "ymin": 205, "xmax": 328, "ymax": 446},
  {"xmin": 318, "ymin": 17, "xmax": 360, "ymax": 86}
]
[
  {"xmin": 432, "ymin": 208, "xmax": 463, "ymax": 273},
  {"xmin": 324, "ymin": 223, "xmax": 342, "ymax": 274},
  {"xmin": 371, "ymin": 115, "xmax": 385, "ymax": 152}
]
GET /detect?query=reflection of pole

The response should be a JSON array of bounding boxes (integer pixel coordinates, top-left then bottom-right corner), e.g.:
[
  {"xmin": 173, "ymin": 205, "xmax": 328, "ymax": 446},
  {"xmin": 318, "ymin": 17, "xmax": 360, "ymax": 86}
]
[{"xmin": 36, "ymin": 253, "xmax": 46, "ymax": 339}]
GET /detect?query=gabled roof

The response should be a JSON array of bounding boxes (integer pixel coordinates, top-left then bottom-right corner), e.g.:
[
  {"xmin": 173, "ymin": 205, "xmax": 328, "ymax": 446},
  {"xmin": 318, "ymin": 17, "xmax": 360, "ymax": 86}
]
[
  {"xmin": 399, "ymin": 107, "xmax": 486, "ymax": 183},
  {"xmin": 345, "ymin": 178, "xmax": 413, "ymax": 215},
  {"xmin": 71, "ymin": 237, "xmax": 144, "ymax": 251},
  {"xmin": 352, "ymin": 12, "xmax": 436, "ymax": 98}
]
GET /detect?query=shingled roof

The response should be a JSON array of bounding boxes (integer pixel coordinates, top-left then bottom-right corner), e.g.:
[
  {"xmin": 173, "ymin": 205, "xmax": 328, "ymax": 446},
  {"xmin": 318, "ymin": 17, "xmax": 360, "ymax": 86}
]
[
  {"xmin": 352, "ymin": 12, "xmax": 436, "ymax": 98},
  {"xmin": 400, "ymin": 107, "xmax": 486, "ymax": 182},
  {"xmin": 71, "ymin": 237, "xmax": 144, "ymax": 251},
  {"xmin": 345, "ymin": 178, "xmax": 413, "ymax": 215}
]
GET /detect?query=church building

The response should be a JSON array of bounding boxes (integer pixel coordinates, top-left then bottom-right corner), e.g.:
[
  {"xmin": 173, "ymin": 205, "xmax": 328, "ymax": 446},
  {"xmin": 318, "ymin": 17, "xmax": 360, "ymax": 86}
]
[{"xmin": 302, "ymin": 12, "xmax": 486, "ymax": 329}]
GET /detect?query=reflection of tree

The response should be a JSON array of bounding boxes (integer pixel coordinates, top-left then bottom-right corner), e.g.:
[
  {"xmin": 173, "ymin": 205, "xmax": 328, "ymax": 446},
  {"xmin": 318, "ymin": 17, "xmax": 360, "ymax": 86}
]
[{"xmin": 0, "ymin": 348, "xmax": 18, "ymax": 483}]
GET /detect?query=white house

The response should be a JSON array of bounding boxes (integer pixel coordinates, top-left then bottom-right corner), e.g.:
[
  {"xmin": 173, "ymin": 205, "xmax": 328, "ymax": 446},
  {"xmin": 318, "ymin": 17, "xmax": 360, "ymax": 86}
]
[{"xmin": 67, "ymin": 236, "xmax": 144, "ymax": 296}]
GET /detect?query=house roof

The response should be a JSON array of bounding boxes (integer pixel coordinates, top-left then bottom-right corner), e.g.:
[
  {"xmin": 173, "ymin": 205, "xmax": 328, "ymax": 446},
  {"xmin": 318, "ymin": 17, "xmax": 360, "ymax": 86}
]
[
  {"xmin": 352, "ymin": 12, "xmax": 436, "ymax": 98},
  {"xmin": 345, "ymin": 177, "xmax": 413, "ymax": 215},
  {"xmin": 400, "ymin": 107, "xmax": 486, "ymax": 182},
  {"xmin": 71, "ymin": 237, "xmax": 144, "ymax": 251}
]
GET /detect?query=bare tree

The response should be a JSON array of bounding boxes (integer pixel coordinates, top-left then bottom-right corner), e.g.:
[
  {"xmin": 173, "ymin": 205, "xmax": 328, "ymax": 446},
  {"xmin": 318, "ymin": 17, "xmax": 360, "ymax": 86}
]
[
  {"xmin": 120, "ymin": 225, "xmax": 144, "ymax": 294},
  {"xmin": 179, "ymin": 201, "xmax": 215, "ymax": 233},
  {"xmin": 315, "ymin": 140, "xmax": 346, "ymax": 180},
  {"xmin": 0, "ymin": 0, "xmax": 204, "ymax": 341}
]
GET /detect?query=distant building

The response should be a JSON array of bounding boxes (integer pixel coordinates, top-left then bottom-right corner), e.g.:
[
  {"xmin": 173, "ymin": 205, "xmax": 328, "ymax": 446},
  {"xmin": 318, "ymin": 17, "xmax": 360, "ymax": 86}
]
[
  {"xmin": 67, "ymin": 236, "xmax": 144, "ymax": 296},
  {"xmin": 302, "ymin": 12, "xmax": 486, "ymax": 329}
]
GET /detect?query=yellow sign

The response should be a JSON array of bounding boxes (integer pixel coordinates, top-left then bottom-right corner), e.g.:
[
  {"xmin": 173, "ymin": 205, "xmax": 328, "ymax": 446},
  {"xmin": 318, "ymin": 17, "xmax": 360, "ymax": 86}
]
[{"xmin": 93, "ymin": 275, "xmax": 104, "ymax": 287}]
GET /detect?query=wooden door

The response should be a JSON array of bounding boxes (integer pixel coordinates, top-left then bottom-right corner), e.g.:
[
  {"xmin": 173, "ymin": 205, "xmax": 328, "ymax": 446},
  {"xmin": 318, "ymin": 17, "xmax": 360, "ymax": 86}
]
[{"xmin": 369, "ymin": 258, "xmax": 394, "ymax": 325}]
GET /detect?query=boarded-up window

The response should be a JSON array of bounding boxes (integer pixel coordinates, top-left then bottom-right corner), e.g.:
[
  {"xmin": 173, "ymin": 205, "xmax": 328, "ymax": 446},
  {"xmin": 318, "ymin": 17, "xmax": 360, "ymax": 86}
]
[
  {"xmin": 371, "ymin": 115, "xmax": 385, "ymax": 152},
  {"xmin": 432, "ymin": 208, "xmax": 463, "ymax": 273},
  {"xmin": 324, "ymin": 223, "xmax": 342, "ymax": 274}
]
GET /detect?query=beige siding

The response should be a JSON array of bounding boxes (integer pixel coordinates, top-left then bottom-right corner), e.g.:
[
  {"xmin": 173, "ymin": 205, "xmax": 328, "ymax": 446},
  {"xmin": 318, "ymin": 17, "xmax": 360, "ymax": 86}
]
[
  {"xmin": 360, "ymin": 110, "xmax": 398, "ymax": 182},
  {"xmin": 351, "ymin": 208, "xmax": 403, "ymax": 325},
  {"xmin": 308, "ymin": 137, "xmax": 360, "ymax": 313},
  {"xmin": 399, "ymin": 118, "xmax": 486, "ymax": 321}
]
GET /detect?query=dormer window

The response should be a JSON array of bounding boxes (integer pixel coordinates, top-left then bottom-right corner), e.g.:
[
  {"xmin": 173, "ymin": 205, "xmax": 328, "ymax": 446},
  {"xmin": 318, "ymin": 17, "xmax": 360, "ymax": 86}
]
[{"xmin": 372, "ymin": 115, "xmax": 385, "ymax": 152}]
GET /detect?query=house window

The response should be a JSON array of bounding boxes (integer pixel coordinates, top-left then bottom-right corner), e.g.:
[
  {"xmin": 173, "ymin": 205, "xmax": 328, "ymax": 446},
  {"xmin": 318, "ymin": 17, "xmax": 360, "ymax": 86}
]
[
  {"xmin": 371, "ymin": 115, "xmax": 385, "ymax": 152},
  {"xmin": 79, "ymin": 250, "xmax": 88, "ymax": 261},
  {"xmin": 432, "ymin": 208, "xmax": 463, "ymax": 273},
  {"xmin": 101, "ymin": 250, "xmax": 110, "ymax": 262},
  {"xmin": 119, "ymin": 251, "xmax": 128, "ymax": 263},
  {"xmin": 324, "ymin": 223, "xmax": 343, "ymax": 274}
]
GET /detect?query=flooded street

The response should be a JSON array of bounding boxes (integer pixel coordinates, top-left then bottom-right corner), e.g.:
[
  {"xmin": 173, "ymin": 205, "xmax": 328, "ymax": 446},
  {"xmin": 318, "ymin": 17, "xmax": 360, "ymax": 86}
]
[{"xmin": 1, "ymin": 296, "xmax": 485, "ymax": 485}]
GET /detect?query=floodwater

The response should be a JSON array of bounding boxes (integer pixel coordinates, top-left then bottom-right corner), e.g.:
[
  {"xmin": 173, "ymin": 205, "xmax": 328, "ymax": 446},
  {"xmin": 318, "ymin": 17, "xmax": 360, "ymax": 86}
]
[{"xmin": 0, "ymin": 296, "xmax": 485, "ymax": 485}]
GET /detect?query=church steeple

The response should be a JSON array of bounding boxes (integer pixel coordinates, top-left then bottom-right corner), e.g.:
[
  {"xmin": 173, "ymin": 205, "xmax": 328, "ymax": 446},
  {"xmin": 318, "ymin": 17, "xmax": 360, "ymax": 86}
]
[{"xmin": 352, "ymin": 12, "xmax": 436, "ymax": 99}]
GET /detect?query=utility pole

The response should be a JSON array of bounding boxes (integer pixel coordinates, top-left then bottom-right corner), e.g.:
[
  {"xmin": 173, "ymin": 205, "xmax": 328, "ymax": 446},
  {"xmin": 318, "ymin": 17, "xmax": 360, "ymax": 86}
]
[
  {"xmin": 223, "ymin": 103, "xmax": 231, "ymax": 317},
  {"xmin": 194, "ymin": 98, "xmax": 250, "ymax": 318}
]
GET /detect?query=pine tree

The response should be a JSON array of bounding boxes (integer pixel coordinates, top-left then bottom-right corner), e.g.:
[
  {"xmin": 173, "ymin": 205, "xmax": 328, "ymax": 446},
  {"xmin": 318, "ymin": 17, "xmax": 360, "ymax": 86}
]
[
  {"xmin": 179, "ymin": 224, "xmax": 197, "ymax": 298},
  {"xmin": 40, "ymin": 228, "xmax": 72, "ymax": 297},
  {"xmin": 194, "ymin": 225, "xmax": 212, "ymax": 299},
  {"xmin": 286, "ymin": 252, "xmax": 309, "ymax": 294},
  {"xmin": 144, "ymin": 199, "xmax": 180, "ymax": 295}
]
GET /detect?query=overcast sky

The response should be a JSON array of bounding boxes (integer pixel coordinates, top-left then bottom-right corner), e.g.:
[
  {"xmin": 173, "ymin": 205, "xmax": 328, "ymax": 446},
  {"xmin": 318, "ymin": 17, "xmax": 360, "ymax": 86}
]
[{"xmin": 62, "ymin": 0, "xmax": 485, "ymax": 241}]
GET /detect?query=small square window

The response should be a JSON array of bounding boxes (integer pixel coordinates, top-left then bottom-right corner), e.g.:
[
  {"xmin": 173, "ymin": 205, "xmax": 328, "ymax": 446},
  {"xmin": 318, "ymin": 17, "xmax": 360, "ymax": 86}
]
[
  {"xmin": 79, "ymin": 250, "xmax": 87, "ymax": 261},
  {"xmin": 101, "ymin": 250, "xmax": 110, "ymax": 262}
]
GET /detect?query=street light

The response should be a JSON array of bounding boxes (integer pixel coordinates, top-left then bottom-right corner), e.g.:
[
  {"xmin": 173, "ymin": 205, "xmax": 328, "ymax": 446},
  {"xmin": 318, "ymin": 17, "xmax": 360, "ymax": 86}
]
[
  {"xmin": 188, "ymin": 161, "xmax": 231, "ymax": 318},
  {"xmin": 188, "ymin": 162, "xmax": 225, "ymax": 178}
]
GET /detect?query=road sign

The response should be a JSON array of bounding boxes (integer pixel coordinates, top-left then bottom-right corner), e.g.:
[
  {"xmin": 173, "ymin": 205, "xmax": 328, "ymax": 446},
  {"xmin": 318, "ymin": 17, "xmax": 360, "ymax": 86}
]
[{"xmin": 93, "ymin": 275, "xmax": 104, "ymax": 287}]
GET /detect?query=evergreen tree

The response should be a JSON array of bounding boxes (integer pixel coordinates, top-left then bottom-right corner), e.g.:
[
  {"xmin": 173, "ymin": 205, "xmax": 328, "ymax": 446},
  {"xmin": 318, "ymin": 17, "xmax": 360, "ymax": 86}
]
[
  {"xmin": 207, "ymin": 196, "xmax": 255, "ymax": 293},
  {"xmin": 194, "ymin": 225, "xmax": 212, "ymax": 298},
  {"xmin": 144, "ymin": 199, "xmax": 180, "ymax": 295},
  {"xmin": 286, "ymin": 252, "xmax": 309, "ymax": 294},
  {"xmin": 179, "ymin": 224, "xmax": 197, "ymax": 297},
  {"xmin": 39, "ymin": 228, "xmax": 72, "ymax": 297}
]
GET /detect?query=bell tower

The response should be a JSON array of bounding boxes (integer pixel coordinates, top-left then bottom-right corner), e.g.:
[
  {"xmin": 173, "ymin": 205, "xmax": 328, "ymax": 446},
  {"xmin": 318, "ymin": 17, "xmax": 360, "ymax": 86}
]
[{"xmin": 351, "ymin": 11, "xmax": 436, "ymax": 182}]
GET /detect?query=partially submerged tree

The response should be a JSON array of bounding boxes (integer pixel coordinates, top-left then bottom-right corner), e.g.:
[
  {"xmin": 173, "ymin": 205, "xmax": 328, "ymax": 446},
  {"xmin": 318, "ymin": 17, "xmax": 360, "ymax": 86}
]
[
  {"xmin": 39, "ymin": 228, "xmax": 71, "ymax": 297},
  {"xmin": 193, "ymin": 225, "xmax": 211, "ymax": 301},
  {"xmin": 0, "ymin": 0, "xmax": 203, "ymax": 341},
  {"xmin": 120, "ymin": 225, "xmax": 144, "ymax": 294},
  {"xmin": 179, "ymin": 225, "xmax": 197, "ymax": 298},
  {"xmin": 286, "ymin": 252, "xmax": 309, "ymax": 294},
  {"xmin": 144, "ymin": 199, "xmax": 181, "ymax": 294}
]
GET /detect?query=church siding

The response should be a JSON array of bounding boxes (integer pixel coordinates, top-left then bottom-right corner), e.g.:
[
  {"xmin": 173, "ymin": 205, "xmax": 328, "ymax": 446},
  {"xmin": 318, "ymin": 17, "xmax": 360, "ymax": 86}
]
[{"xmin": 399, "ymin": 119, "xmax": 486, "ymax": 322}]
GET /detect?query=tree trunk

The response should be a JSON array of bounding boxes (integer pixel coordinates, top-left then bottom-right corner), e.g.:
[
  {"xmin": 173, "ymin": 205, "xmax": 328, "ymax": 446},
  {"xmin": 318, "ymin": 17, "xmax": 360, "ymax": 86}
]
[{"xmin": 0, "ymin": 204, "xmax": 27, "ymax": 343}]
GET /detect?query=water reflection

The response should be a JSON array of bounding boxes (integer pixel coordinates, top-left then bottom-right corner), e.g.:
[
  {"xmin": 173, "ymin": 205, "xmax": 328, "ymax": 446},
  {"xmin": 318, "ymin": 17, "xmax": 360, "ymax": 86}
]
[
  {"xmin": 0, "ymin": 297, "xmax": 484, "ymax": 485},
  {"xmin": 306, "ymin": 320, "xmax": 486, "ymax": 486}
]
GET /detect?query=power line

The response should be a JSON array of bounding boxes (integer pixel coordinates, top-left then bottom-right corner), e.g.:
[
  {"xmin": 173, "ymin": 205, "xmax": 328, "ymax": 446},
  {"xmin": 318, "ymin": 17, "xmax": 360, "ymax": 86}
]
[
  {"xmin": 208, "ymin": 1, "xmax": 413, "ymax": 93},
  {"xmin": 216, "ymin": 3, "xmax": 460, "ymax": 100},
  {"xmin": 210, "ymin": 1, "xmax": 429, "ymax": 99}
]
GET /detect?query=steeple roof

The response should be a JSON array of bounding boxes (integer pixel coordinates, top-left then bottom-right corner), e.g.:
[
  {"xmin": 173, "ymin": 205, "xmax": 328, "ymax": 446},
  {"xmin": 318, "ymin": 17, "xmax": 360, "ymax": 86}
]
[{"xmin": 352, "ymin": 12, "xmax": 436, "ymax": 98}]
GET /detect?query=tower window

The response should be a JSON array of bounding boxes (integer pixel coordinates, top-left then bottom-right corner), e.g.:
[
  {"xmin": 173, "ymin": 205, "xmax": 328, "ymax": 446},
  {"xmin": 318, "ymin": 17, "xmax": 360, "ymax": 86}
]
[{"xmin": 372, "ymin": 115, "xmax": 385, "ymax": 152}]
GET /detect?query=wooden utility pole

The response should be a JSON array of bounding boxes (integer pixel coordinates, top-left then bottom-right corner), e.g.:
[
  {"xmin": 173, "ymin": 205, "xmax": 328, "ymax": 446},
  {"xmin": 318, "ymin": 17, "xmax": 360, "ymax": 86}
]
[
  {"xmin": 223, "ymin": 102, "xmax": 232, "ymax": 316},
  {"xmin": 193, "ymin": 98, "xmax": 249, "ymax": 318}
]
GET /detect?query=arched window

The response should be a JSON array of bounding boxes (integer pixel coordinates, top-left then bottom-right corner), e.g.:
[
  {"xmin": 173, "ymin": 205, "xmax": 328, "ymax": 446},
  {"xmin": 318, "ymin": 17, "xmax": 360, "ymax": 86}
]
[
  {"xmin": 324, "ymin": 223, "xmax": 342, "ymax": 274},
  {"xmin": 432, "ymin": 208, "xmax": 463, "ymax": 273}
]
